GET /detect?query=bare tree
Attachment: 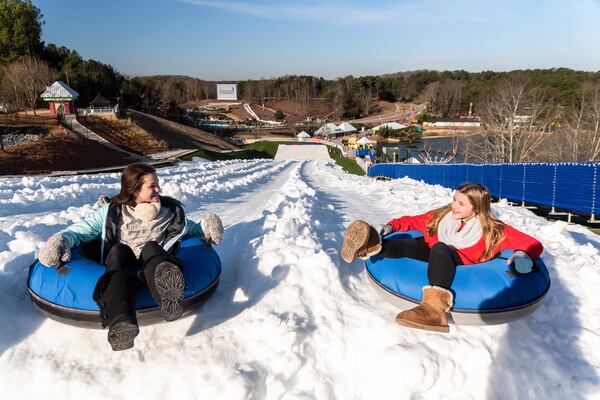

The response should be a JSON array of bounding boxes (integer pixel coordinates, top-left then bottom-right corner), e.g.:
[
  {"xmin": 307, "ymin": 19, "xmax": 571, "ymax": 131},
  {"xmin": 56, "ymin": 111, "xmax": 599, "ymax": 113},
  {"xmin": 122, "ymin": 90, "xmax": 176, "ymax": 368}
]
[
  {"xmin": 419, "ymin": 141, "xmax": 456, "ymax": 163},
  {"xmin": 363, "ymin": 84, "xmax": 374, "ymax": 116},
  {"xmin": 548, "ymin": 82, "xmax": 600, "ymax": 161},
  {"xmin": 421, "ymin": 81, "xmax": 439, "ymax": 114},
  {"xmin": 474, "ymin": 75, "xmax": 554, "ymax": 163},
  {"xmin": 2, "ymin": 56, "xmax": 57, "ymax": 115},
  {"xmin": 420, "ymin": 80, "xmax": 463, "ymax": 117}
]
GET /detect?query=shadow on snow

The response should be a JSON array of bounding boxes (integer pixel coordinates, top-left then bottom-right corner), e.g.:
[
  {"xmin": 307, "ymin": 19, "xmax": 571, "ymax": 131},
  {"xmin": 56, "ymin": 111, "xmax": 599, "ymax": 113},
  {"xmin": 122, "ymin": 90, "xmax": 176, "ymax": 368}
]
[{"xmin": 486, "ymin": 253, "xmax": 599, "ymax": 399}]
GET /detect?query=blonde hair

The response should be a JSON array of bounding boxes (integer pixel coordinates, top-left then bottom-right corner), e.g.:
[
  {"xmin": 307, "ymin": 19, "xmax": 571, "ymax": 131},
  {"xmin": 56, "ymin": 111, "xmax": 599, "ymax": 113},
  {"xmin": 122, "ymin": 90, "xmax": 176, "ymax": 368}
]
[{"xmin": 426, "ymin": 183, "xmax": 505, "ymax": 261}]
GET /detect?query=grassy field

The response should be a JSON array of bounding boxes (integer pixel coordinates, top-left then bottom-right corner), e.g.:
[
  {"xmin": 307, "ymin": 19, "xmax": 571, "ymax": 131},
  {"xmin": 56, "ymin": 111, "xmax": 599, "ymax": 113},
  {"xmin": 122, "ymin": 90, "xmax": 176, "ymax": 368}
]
[
  {"xmin": 181, "ymin": 141, "xmax": 290, "ymax": 161},
  {"xmin": 244, "ymin": 141, "xmax": 289, "ymax": 157},
  {"xmin": 181, "ymin": 141, "xmax": 365, "ymax": 176},
  {"xmin": 327, "ymin": 147, "xmax": 365, "ymax": 176}
]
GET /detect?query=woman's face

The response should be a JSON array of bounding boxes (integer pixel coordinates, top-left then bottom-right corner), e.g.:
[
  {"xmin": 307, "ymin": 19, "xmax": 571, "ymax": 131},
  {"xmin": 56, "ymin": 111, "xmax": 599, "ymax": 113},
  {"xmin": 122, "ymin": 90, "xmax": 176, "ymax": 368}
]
[
  {"xmin": 451, "ymin": 191, "xmax": 475, "ymax": 220},
  {"xmin": 135, "ymin": 173, "xmax": 160, "ymax": 204}
]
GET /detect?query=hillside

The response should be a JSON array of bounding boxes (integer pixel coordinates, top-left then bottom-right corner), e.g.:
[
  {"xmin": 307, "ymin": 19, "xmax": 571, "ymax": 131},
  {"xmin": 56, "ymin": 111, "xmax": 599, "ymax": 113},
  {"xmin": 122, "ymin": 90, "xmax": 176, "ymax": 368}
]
[
  {"xmin": 185, "ymin": 98, "xmax": 408, "ymax": 124},
  {"xmin": 127, "ymin": 110, "xmax": 238, "ymax": 151},
  {"xmin": 0, "ymin": 126, "xmax": 136, "ymax": 175},
  {"xmin": 78, "ymin": 116, "xmax": 170, "ymax": 155}
]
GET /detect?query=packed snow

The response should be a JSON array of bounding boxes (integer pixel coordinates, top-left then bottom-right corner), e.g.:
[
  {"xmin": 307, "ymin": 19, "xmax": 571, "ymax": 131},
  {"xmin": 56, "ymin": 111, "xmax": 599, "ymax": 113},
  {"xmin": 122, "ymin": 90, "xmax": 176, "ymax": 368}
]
[
  {"xmin": 0, "ymin": 158, "xmax": 599, "ymax": 399},
  {"xmin": 274, "ymin": 144, "xmax": 332, "ymax": 161}
]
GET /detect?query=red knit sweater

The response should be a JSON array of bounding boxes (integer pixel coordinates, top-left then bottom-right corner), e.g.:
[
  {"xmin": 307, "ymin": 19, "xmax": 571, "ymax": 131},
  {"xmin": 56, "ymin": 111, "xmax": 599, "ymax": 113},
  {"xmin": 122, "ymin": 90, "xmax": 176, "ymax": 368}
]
[{"xmin": 387, "ymin": 211, "xmax": 543, "ymax": 265}]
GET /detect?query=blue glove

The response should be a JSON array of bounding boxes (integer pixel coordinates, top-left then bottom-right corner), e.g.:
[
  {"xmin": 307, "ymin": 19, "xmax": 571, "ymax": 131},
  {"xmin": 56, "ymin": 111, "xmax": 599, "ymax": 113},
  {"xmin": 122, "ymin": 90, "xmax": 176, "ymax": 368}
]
[{"xmin": 507, "ymin": 250, "xmax": 533, "ymax": 274}]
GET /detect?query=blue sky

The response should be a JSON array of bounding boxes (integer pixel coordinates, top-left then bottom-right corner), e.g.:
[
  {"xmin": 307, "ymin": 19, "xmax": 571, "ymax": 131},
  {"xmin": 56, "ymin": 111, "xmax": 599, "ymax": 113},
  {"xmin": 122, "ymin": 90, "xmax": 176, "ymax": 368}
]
[{"xmin": 34, "ymin": 0, "xmax": 600, "ymax": 80}]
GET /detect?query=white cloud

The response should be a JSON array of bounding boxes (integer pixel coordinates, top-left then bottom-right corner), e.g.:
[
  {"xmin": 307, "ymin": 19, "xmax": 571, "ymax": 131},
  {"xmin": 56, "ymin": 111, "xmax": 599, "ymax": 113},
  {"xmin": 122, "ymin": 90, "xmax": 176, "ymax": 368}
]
[{"xmin": 179, "ymin": 0, "xmax": 516, "ymax": 25}]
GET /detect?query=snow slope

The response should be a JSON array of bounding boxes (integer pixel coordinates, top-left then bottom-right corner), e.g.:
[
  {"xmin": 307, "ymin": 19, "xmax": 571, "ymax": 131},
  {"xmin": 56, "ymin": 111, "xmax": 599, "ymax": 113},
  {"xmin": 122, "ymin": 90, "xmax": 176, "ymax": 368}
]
[
  {"xmin": 0, "ymin": 159, "xmax": 599, "ymax": 399},
  {"xmin": 274, "ymin": 144, "xmax": 332, "ymax": 161}
]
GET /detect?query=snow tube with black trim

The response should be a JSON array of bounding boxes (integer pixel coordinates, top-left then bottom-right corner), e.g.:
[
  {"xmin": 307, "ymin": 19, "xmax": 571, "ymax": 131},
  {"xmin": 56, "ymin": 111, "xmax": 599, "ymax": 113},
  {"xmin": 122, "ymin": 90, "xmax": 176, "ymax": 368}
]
[
  {"xmin": 365, "ymin": 231, "xmax": 550, "ymax": 325},
  {"xmin": 27, "ymin": 236, "xmax": 221, "ymax": 328}
]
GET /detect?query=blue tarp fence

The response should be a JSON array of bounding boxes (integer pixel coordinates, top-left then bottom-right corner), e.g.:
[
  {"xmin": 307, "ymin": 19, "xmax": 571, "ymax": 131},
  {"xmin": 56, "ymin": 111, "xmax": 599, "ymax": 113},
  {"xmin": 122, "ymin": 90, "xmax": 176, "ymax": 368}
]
[
  {"xmin": 368, "ymin": 163, "xmax": 600, "ymax": 217},
  {"xmin": 356, "ymin": 149, "xmax": 376, "ymax": 162}
]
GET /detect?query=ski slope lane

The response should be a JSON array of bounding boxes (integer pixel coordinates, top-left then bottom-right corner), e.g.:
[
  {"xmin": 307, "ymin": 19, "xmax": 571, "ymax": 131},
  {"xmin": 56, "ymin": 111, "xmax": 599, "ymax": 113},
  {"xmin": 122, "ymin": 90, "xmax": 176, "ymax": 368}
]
[
  {"xmin": 302, "ymin": 160, "xmax": 600, "ymax": 400},
  {"xmin": 274, "ymin": 144, "xmax": 332, "ymax": 161}
]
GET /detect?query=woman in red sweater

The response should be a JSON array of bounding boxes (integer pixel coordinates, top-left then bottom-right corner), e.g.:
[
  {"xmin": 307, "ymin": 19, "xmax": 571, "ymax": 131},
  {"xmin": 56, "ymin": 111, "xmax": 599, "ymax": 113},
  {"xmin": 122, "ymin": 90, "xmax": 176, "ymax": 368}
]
[{"xmin": 340, "ymin": 183, "xmax": 543, "ymax": 333}]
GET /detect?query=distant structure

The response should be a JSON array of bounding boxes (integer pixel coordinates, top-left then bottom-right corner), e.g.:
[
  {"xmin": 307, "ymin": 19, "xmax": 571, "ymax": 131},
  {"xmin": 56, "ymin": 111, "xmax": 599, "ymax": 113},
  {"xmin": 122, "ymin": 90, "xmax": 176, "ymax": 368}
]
[
  {"xmin": 296, "ymin": 131, "xmax": 310, "ymax": 142},
  {"xmin": 423, "ymin": 116, "xmax": 481, "ymax": 128},
  {"xmin": 90, "ymin": 93, "xmax": 111, "ymax": 109},
  {"xmin": 40, "ymin": 81, "xmax": 79, "ymax": 115},
  {"xmin": 217, "ymin": 84, "xmax": 238, "ymax": 101},
  {"xmin": 78, "ymin": 93, "xmax": 118, "ymax": 116},
  {"xmin": 372, "ymin": 122, "xmax": 407, "ymax": 132},
  {"xmin": 314, "ymin": 121, "xmax": 357, "ymax": 138}
]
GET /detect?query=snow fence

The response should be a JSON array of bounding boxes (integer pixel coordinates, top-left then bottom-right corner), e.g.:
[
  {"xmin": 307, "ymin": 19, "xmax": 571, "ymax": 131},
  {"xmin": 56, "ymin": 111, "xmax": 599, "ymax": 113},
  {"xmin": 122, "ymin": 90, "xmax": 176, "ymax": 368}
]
[{"xmin": 368, "ymin": 163, "xmax": 600, "ymax": 218}]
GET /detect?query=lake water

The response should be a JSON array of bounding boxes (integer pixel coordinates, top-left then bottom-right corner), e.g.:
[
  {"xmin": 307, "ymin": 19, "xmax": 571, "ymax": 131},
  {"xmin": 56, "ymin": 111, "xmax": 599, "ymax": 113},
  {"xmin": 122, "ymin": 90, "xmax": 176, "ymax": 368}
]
[{"xmin": 379, "ymin": 136, "xmax": 475, "ymax": 163}]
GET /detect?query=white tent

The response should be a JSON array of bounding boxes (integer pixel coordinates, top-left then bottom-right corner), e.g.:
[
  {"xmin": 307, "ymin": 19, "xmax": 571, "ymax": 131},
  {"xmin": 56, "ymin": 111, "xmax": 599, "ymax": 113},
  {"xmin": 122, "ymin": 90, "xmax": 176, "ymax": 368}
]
[
  {"xmin": 372, "ymin": 122, "xmax": 406, "ymax": 132},
  {"xmin": 315, "ymin": 123, "xmax": 340, "ymax": 136},
  {"xmin": 356, "ymin": 137, "xmax": 375, "ymax": 145},
  {"xmin": 315, "ymin": 122, "xmax": 357, "ymax": 136},
  {"xmin": 296, "ymin": 131, "xmax": 311, "ymax": 142},
  {"xmin": 337, "ymin": 122, "xmax": 357, "ymax": 133}
]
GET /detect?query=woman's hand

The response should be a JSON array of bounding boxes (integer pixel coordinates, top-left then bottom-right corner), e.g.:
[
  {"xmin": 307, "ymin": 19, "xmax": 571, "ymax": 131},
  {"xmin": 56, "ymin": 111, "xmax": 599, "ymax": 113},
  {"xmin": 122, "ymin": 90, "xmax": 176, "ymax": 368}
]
[
  {"xmin": 507, "ymin": 250, "xmax": 533, "ymax": 273},
  {"xmin": 376, "ymin": 224, "xmax": 394, "ymax": 241},
  {"xmin": 38, "ymin": 235, "xmax": 71, "ymax": 267},
  {"xmin": 201, "ymin": 213, "xmax": 224, "ymax": 245}
]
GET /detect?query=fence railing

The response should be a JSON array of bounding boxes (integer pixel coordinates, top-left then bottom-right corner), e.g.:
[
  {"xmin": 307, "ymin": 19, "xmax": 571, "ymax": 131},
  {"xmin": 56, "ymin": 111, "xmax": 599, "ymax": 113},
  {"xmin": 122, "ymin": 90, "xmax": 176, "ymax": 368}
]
[
  {"xmin": 77, "ymin": 106, "xmax": 118, "ymax": 116},
  {"xmin": 368, "ymin": 163, "xmax": 600, "ymax": 220}
]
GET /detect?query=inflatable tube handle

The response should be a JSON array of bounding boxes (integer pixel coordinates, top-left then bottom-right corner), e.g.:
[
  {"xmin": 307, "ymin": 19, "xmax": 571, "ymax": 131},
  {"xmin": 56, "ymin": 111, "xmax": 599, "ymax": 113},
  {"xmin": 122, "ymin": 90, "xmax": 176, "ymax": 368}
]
[
  {"xmin": 203, "ymin": 237, "xmax": 214, "ymax": 250},
  {"xmin": 56, "ymin": 260, "xmax": 71, "ymax": 276}
]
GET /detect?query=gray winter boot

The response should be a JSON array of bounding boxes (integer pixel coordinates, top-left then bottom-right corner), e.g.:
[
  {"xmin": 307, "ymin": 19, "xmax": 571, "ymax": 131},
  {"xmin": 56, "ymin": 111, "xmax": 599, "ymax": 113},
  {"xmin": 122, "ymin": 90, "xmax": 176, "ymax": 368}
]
[
  {"xmin": 154, "ymin": 262, "xmax": 185, "ymax": 321},
  {"xmin": 107, "ymin": 315, "xmax": 140, "ymax": 351}
]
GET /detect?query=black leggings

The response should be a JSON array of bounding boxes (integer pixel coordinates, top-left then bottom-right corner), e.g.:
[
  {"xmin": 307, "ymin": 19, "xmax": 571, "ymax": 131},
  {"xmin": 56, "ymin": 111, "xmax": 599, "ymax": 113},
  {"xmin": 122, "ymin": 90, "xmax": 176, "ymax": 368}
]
[
  {"xmin": 93, "ymin": 241, "xmax": 183, "ymax": 326},
  {"xmin": 380, "ymin": 238, "xmax": 463, "ymax": 289}
]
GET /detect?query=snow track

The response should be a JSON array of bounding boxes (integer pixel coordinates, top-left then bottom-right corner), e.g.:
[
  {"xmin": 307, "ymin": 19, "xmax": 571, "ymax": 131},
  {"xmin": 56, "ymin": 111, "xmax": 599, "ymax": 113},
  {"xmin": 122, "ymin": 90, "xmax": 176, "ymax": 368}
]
[{"xmin": 0, "ymin": 159, "xmax": 599, "ymax": 399}]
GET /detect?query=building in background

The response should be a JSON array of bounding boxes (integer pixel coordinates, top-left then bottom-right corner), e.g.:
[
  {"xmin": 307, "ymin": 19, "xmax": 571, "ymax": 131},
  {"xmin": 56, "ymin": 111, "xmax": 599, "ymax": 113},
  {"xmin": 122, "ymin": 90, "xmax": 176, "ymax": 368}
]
[
  {"xmin": 40, "ymin": 81, "xmax": 79, "ymax": 115},
  {"xmin": 216, "ymin": 84, "xmax": 238, "ymax": 101}
]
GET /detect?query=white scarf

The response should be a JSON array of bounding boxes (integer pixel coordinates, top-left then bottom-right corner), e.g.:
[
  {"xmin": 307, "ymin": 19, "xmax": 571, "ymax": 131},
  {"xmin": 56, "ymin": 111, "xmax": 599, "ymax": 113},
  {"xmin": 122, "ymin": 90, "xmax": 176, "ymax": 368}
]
[
  {"xmin": 437, "ymin": 211, "xmax": 483, "ymax": 249},
  {"xmin": 119, "ymin": 201, "xmax": 170, "ymax": 258},
  {"xmin": 131, "ymin": 200, "xmax": 162, "ymax": 221}
]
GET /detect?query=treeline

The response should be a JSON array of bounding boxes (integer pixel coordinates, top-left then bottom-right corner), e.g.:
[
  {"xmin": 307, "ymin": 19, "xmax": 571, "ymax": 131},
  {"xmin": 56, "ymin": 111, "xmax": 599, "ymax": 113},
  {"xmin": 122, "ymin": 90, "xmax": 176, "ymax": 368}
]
[
  {"xmin": 0, "ymin": 0, "xmax": 213, "ymax": 115},
  {"xmin": 236, "ymin": 69, "xmax": 600, "ymax": 119},
  {"xmin": 0, "ymin": 0, "xmax": 124, "ymax": 112},
  {"xmin": 121, "ymin": 75, "xmax": 214, "ymax": 118},
  {"xmin": 2, "ymin": 0, "xmax": 600, "ymax": 129}
]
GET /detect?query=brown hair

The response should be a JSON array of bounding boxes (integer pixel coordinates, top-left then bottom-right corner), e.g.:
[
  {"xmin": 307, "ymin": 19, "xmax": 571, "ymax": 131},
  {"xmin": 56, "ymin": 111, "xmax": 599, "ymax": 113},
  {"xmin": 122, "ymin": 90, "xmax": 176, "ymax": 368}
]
[
  {"xmin": 426, "ymin": 183, "xmax": 506, "ymax": 261},
  {"xmin": 111, "ymin": 163, "xmax": 157, "ymax": 207}
]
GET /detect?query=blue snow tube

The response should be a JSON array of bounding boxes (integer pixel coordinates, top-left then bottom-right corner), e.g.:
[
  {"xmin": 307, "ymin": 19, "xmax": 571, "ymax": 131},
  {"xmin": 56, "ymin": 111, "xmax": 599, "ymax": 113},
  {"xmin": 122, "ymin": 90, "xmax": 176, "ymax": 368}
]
[
  {"xmin": 366, "ymin": 231, "xmax": 551, "ymax": 325},
  {"xmin": 27, "ymin": 236, "xmax": 221, "ymax": 328}
]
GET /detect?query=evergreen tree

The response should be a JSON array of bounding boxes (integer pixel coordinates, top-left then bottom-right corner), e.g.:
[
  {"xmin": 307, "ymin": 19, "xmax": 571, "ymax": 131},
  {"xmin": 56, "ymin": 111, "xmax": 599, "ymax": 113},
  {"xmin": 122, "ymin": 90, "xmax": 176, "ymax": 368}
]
[{"xmin": 0, "ymin": 0, "xmax": 43, "ymax": 63}]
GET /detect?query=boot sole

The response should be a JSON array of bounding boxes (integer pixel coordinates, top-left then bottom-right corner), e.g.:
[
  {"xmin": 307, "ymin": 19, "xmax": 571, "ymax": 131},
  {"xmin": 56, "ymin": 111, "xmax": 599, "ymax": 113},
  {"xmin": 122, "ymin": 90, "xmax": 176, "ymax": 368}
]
[
  {"xmin": 108, "ymin": 321, "xmax": 140, "ymax": 351},
  {"xmin": 155, "ymin": 262, "xmax": 185, "ymax": 322},
  {"xmin": 341, "ymin": 220, "xmax": 370, "ymax": 263},
  {"xmin": 395, "ymin": 315, "xmax": 449, "ymax": 333}
]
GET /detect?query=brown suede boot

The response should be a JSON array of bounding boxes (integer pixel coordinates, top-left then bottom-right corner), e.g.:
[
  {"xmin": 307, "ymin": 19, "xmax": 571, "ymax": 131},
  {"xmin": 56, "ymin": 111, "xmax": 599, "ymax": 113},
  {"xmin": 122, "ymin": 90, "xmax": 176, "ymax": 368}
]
[
  {"xmin": 395, "ymin": 286, "xmax": 453, "ymax": 333},
  {"xmin": 340, "ymin": 220, "xmax": 371, "ymax": 263},
  {"xmin": 357, "ymin": 226, "xmax": 383, "ymax": 260}
]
